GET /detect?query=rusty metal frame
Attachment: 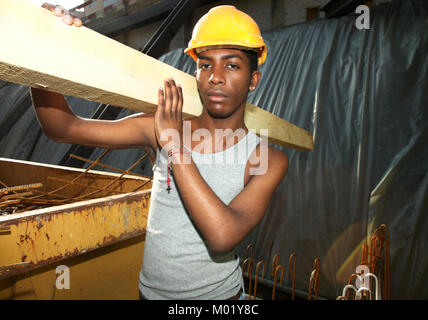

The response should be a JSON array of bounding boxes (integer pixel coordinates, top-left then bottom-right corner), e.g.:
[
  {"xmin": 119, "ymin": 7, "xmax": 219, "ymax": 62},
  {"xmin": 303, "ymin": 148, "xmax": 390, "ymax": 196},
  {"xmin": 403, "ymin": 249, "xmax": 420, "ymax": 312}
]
[
  {"xmin": 0, "ymin": 189, "xmax": 150, "ymax": 280},
  {"xmin": 0, "ymin": 154, "xmax": 153, "ymax": 280}
]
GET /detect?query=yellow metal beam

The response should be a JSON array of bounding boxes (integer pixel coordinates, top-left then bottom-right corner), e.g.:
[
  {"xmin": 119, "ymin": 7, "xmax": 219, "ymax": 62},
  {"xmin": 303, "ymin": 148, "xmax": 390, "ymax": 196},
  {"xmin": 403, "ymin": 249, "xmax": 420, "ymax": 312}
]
[
  {"xmin": 0, "ymin": 0, "xmax": 313, "ymax": 151},
  {"xmin": 0, "ymin": 236, "xmax": 146, "ymax": 299},
  {"xmin": 0, "ymin": 190, "xmax": 150, "ymax": 280},
  {"xmin": 0, "ymin": 158, "xmax": 151, "ymax": 280}
]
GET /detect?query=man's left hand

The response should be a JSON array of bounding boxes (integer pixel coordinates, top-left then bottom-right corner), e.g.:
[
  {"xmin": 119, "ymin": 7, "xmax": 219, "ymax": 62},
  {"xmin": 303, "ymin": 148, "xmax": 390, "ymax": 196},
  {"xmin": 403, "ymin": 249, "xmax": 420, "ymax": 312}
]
[{"xmin": 154, "ymin": 78, "xmax": 184, "ymax": 152}]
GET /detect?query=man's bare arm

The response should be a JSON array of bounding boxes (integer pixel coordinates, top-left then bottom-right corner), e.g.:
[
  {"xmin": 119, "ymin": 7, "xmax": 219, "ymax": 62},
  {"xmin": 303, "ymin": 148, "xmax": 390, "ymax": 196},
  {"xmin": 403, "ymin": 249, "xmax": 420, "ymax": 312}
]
[
  {"xmin": 170, "ymin": 145, "xmax": 288, "ymax": 253},
  {"xmin": 31, "ymin": 88, "xmax": 157, "ymax": 150}
]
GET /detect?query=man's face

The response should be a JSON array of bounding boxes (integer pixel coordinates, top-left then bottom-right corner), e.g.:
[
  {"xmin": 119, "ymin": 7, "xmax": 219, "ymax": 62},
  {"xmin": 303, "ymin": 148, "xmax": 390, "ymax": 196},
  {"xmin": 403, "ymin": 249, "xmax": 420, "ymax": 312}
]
[{"xmin": 195, "ymin": 48, "xmax": 258, "ymax": 119}]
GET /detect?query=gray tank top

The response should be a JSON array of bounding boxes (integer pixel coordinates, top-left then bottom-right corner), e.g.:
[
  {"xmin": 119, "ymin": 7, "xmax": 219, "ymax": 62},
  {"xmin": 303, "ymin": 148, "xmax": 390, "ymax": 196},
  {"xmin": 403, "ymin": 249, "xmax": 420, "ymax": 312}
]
[{"xmin": 139, "ymin": 130, "xmax": 260, "ymax": 299}]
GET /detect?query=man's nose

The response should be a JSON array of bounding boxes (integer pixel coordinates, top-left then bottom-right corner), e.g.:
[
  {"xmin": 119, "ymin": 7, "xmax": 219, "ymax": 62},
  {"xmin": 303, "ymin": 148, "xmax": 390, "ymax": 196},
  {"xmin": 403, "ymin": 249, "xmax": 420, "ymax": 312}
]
[{"xmin": 208, "ymin": 66, "xmax": 225, "ymax": 85}]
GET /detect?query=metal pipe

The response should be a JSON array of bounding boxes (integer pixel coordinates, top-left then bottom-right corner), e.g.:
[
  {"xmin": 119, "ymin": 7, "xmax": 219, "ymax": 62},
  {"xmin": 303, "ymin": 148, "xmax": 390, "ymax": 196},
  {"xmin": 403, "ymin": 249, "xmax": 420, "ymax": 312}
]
[
  {"xmin": 32, "ymin": 149, "xmax": 110, "ymax": 200},
  {"xmin": 272, "ymin": 265, "xmax": 285, "ymax": 300},
  {"xmin": 242, "ymin": 275, "xmax": 328, "ymax": 300},
  {"xmin": 47, "ymin": 176, "xmax": 127, "ymax": 194},
  {"xmin": 271, "ymin": 253, "xmax": 280, "ymax": 277},
  {"xmin": 379, "ymin": 224, "xmax": 391, "ymax": 300},
  {"xmin": 252, "ymin": 260, "xmax": 266, "ymax": 300},
  {"xmin": 308, "ymin": 257, "xmax": 320, "ymax": 300},
  {"xmin": 242, "ymin": 257, "xmax": 253, "ymax": 298},
  {"xmin": 243, "ymin": 244, "xmax": 255, "ymax": 297},
  {"xmin": 0, "ymin": 183, "xmax": 43, "ymax": 195},
  {"xmin": 69, "ymin": 153, "xmax": 149, "ymax": 179},
  {"xmin": 365, "ymin": 273, "xmax": 381, "ymax": 300},
  {"xmin": 288, "ymin": 253, "xmax": 296, "ymax": 300},
  {"xmin": 245, "ymin": 244, "xmax": 255, "ymax": 262},
  {"xmin": 342, "ymin": 284, "xmax": 357, "ymax": 300},
  {"xmin": 356, "ymin": 286, "xmax": 372, "ymax": 300}
]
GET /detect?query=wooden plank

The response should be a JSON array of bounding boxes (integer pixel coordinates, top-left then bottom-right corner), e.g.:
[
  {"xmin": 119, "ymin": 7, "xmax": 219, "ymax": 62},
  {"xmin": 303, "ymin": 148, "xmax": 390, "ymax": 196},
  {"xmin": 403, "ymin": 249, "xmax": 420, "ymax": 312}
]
[
  {"xmin": 244, "ymin": 103, "xmax": 314, "ymax": 151},
  {"xmin": 0, "ymin": 0, "xmax": 313, "ymax": 151}
]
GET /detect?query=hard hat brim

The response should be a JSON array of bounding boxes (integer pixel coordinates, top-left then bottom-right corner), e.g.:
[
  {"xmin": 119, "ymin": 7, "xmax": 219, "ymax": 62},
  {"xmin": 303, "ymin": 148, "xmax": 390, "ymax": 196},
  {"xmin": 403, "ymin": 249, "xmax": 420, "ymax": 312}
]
[{"xmin": 184, "ymin": 43, "xmax": 267, "ymax": 66}]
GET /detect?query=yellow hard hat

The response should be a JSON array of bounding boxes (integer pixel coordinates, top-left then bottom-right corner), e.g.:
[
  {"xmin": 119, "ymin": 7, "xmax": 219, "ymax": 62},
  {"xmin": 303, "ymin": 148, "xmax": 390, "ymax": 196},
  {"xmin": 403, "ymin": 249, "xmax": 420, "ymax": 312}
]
[{"xmin": 184, "ymin": 5, "xmax": 267, "ymax": 65}]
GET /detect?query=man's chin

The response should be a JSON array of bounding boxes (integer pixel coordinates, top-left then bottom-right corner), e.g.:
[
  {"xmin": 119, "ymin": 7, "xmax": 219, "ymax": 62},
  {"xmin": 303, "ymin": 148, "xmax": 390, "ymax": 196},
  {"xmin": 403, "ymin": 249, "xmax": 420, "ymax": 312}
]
[{"xmin": 206, "ymin": 108, "xmax": 231, "ymax": 119}]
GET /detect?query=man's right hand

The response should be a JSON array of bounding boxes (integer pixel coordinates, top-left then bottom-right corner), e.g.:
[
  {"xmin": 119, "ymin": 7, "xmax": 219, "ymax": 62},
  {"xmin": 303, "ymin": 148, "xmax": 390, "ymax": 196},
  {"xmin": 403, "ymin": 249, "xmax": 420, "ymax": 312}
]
[{"xmin": 41, "ymin": 2, "xmax": 83, "ymax": 27}]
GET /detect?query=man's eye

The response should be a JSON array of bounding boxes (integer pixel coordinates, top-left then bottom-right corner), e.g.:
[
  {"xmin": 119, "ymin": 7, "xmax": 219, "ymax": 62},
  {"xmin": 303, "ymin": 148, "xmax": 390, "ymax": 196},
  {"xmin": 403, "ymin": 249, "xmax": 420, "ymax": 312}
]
[
  {"xmin": 199, "ymin": 64, "xmax": 210, "ymax": 69},
  {"xmin": 226, "ymin": 64, "xmax": 239, "ymax": 70}
]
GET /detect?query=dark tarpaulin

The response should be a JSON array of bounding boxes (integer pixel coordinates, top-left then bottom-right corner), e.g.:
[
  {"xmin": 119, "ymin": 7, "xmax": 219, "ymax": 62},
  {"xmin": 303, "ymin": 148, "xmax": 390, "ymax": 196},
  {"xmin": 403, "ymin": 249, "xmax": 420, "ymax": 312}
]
[
  {"xmin": 0, "ymin": 0, "xmax": 427, "ymax": 299},
  {"xmin": 158, "ymin": 0, "xmax": 428, "ymax": 299}
]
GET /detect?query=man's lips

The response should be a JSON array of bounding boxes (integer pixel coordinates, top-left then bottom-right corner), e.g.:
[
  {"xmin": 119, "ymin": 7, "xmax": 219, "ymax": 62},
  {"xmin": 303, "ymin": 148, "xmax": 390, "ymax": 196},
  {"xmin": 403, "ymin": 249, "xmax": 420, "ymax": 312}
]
[{"xmin": 207, "ymin": 91, "xmax": 228, "ymax": 102}]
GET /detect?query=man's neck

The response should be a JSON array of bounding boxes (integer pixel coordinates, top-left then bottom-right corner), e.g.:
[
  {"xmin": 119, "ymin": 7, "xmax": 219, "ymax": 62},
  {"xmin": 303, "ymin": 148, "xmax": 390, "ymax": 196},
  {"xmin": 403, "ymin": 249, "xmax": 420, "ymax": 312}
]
[
  {"xmin": 193, "ymin": 103, "xmax": 247, "ymax": 131},
  {"xmin": 187, "ymin": 104, "xmax": 249, "ymax": 153}
]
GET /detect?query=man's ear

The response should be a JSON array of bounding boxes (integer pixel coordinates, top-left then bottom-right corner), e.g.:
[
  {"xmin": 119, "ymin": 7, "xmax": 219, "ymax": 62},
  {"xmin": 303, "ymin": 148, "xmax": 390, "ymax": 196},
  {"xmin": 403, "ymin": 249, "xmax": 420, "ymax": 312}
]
[{"xmin": 249, "ymin": 70, "xmax": 261, "ymax": 91}]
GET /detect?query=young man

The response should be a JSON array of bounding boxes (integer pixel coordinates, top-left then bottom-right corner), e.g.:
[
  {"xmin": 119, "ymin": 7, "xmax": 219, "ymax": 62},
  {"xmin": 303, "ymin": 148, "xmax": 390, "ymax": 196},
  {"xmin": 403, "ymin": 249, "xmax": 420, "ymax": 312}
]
[{"xmin": 32, "ymin": 5, "xmax": 288, "ymax": 300}]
